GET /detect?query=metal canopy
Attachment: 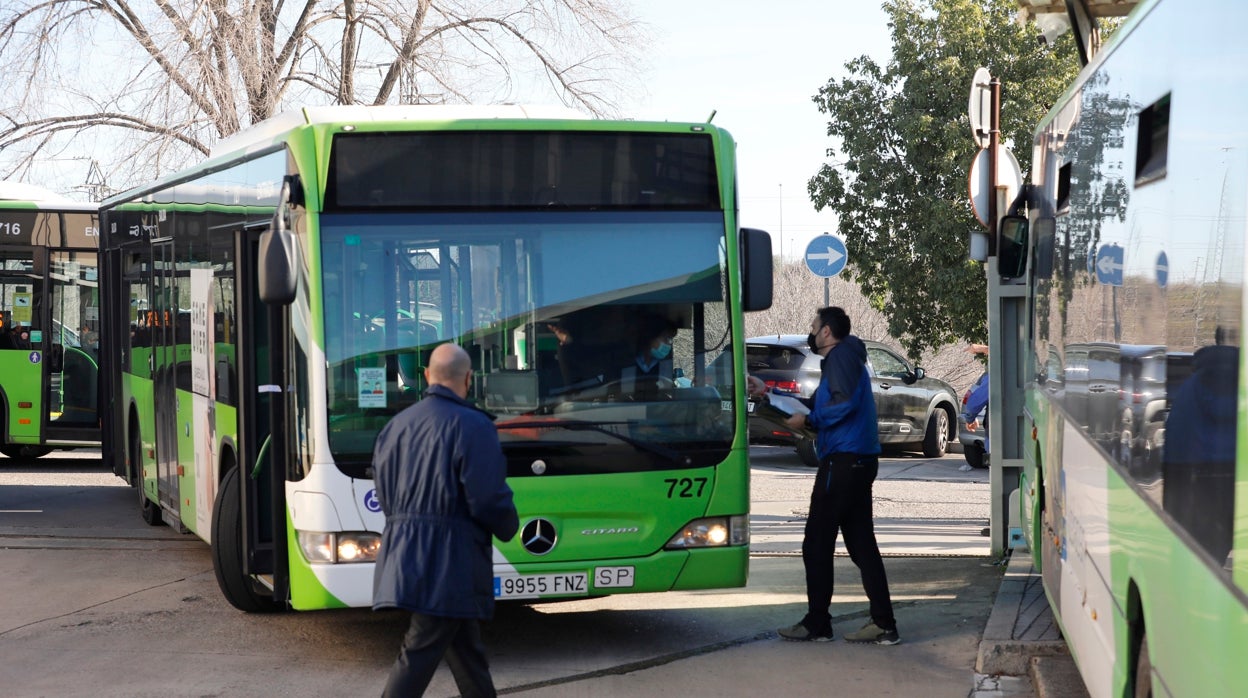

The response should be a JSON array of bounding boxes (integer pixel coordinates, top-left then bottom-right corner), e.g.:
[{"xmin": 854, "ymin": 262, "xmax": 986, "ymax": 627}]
[
  {"xmin": 1016, "ymin": 1, "xmax": 1143, "ymax": 68},
  {"xmin": 1015, "ymin": 0, "xmax": 1138, "ymax": 18}
]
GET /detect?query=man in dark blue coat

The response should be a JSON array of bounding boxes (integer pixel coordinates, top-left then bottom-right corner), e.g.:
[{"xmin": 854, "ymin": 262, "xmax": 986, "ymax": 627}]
[
  {"xmin": 749, "ymin": 307, "xmax": 899, "ymax": 645},
  {"xmin": 372, "ymin": 343, "xmax": 519, "ymax": 697}
]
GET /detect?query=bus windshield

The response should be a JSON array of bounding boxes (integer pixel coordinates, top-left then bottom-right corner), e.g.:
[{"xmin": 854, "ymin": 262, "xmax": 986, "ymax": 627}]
[{"xmin": 321, "ymin": 210, "xmax": 737, "ymax": 472}]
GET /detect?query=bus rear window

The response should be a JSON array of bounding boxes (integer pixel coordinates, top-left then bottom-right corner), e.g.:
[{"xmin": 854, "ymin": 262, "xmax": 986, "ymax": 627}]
[{"xmin": 326, "ymin": 130, "xmax": 719, "ymax": 210}]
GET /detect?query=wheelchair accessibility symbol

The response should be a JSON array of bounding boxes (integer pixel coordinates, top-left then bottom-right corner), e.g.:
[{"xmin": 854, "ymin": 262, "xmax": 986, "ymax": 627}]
[{"xmin": 363, "ymin": 489, "xmax": 381, "ymax": 513}]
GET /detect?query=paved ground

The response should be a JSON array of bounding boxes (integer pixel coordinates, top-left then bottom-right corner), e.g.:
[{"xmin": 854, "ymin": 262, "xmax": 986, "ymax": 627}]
[{"xmin": 0, "ymin": 447, "xmax": 1088, "ymax": 697}]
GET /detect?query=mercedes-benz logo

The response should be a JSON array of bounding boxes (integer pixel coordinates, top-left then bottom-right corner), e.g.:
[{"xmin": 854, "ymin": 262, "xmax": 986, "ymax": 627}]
[{"xmin": 521, "ymin": 518, "xmax": 557, "ymax": 556}]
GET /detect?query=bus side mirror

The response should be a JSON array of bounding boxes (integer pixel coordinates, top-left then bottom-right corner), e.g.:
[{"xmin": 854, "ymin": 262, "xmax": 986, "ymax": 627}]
[
  {"xmin": 259, "ymin": 185, "xmax": 297, "ymax": 306},
  {"xmin": 741, "ymin": 228, "xmax": 773, "ymax": 312},
  {"xmin": 998, "ymin": 215, "xmax": 1029, "ymax": 280}
]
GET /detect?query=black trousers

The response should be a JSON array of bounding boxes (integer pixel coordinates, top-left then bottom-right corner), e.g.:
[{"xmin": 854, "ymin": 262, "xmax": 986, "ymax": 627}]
[
  {"xmin": 382, "ymin": 612, "xmax": 496, "ymax": 698},
  {"xmin": 800, "ymin": 452, "xmax": 896, "ymax": 633}
]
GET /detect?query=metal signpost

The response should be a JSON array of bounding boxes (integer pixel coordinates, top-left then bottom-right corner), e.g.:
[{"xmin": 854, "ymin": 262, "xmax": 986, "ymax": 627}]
[{"xmin": 968, "ymin": 67, "xmax": 1025, "ymax": 558}]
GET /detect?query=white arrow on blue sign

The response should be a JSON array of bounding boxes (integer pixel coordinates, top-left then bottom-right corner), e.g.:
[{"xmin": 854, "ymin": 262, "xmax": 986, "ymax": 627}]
[
  {"xmin": 1155, "ymin": 251, "xmax": 1169, "ymax": 288},
  {"xmin": 1095, "ymin": 244, "xmax": 1124, "ymax": 286},
  {"xmin": 805, "ymin": 235, "xmax": 848, "ymax": 278}
]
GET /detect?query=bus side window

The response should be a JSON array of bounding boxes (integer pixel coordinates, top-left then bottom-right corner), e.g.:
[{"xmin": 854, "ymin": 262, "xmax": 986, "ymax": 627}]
[{"xmin": 1162, "ymin": 344, "xmax": 1238, "ymax": 567}]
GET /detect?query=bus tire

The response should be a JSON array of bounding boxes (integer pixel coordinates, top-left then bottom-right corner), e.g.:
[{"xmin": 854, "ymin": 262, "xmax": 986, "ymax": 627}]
[
  {"xmin": 132, "ymin": 425, "xmax": 163, "ymax": 526},
  {"xmin": 212, "ymin": 465, "xmax": 283, "ymax": 613},
  {"xmin": 1, "ymin": 444, "xmax": 52, "ymax": 460},
  {"xmin": 1133, "ymin": 629, "xmax": 1152, "ymax": 698},
  {"xmin": 922, "ymin": 407, "xmax": 949, "ymax": 458}
]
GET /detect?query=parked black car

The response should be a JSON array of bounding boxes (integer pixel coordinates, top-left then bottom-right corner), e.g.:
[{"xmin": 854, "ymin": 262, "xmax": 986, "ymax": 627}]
[{"xmin": 743, "ymin": 334, "xmax": 960, "ymax": 466}]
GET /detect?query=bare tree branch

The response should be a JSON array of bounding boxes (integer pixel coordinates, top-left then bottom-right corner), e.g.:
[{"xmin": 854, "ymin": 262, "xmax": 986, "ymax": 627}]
[
  {"xmin": 0, "ymin": 0, "xmax": 645, "ymax": 192},
  {"xmin": 1, "ymin": 113, "xmax": 208, "ymax": 154}
]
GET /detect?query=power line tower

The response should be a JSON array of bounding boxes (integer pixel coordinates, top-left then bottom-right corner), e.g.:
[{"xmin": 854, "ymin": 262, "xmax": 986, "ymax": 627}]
[
  {"xmin": 1196, "ymin": 168, "xmax": 1230, "ymax": 343},
  {"xmin": 73, "ymin": 159, "xmax": 112, "ymax": 201}
]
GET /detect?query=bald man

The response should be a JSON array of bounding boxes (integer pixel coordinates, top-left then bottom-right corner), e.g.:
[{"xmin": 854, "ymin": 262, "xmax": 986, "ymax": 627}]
[{"xmin": 372, "ymin": 343, "xmax": 519, "ymax": 697}]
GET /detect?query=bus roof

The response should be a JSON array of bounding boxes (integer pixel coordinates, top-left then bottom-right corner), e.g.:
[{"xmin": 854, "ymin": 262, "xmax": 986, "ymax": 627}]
[
  {"xmin": 0, "ymin": 180, "xmax": 94, "ymax": 209},
  {"xmin": 209, "ymin": 104, "xmax": 589, "ymax": 159}
]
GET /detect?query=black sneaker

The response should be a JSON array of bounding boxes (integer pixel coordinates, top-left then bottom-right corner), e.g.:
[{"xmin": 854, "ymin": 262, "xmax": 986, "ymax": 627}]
[
  {"xmin": 777, "ymin": 622, "xmax": 833, "ymax": 642},
  {"xmin": 844, "ymin": 622, "xmax": 900, "ymax": 645}
]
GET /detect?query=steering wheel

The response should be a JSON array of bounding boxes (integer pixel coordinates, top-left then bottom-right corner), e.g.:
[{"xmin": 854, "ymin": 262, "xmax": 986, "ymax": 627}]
[{"xmin": 603, "ymin": 374, "xmax": 676, "ymax": 401}]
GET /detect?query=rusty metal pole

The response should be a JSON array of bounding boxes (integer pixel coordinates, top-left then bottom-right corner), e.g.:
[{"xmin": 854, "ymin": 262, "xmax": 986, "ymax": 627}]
[{"xmin": 987, "ymin": 77, "xmax": 1001, "ymax": 256}]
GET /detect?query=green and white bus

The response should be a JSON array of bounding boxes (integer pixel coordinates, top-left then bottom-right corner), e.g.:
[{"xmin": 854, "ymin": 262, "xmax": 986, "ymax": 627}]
[
  {"xmin": 999, "ymin": 1, "xmax": 1248, "ymax": 695},
  {"xmin": 100, "ymin": 105, "xmax": 772, "ymax": 612},
  {"xmin": 0, "ymin": 182, "xmax": 101, "ymax": 460}
]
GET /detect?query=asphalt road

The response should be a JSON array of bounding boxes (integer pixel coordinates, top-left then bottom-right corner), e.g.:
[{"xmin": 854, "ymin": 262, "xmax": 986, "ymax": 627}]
[{"xmin": 0, "ymin": 447, "xmax": 1004, "ymax": 698}]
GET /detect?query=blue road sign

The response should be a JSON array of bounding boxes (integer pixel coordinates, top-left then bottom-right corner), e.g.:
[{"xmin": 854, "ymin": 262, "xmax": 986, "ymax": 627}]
[
  {"xmin": 805, "ymin": 235, "xmax": 848, "ymax": 278},
  {"xmin": 1095, "ymin": 244, "xmax": 1124, "ymax": 286},
  {"xmin": 1155, "ymin": 251, "xmax": 1169, "ymax": 288}
]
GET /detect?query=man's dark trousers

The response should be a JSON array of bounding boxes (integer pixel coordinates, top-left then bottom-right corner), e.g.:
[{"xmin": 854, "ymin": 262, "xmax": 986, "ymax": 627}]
[
  {"xmin": 800, "ymin": 452, "xmax": 896, "ymax": 634},
  {"xmin": 383, "ymin": 612, "xmax": 496, "ymax": 697}
]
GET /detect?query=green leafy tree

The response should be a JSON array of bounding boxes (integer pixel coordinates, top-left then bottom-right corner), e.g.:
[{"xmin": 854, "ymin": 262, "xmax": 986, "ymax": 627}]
[{"xmin": 808, "ymin": 0, "xmax": 1080, "ymax": 357}]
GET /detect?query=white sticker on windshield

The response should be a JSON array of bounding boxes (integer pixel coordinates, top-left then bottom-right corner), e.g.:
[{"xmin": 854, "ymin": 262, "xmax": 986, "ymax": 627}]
[{"xmin": 358, "ymin": 367, "xmax": 386, "ymax": 408}]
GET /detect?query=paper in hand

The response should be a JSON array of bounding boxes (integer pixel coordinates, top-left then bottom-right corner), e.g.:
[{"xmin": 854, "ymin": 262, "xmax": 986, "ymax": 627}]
[{"xmin": 766, "ymin": 392, "xmax": 810, "ymax": 417}]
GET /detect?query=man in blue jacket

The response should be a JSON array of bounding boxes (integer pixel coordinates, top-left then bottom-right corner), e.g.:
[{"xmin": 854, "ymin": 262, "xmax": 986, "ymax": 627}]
[
  {"xmin": 750, "ymin": 307, "xmax": 899, "ymax": 645},
  {"xmin": 372, "ymin": 342, "xmax": 520, "ymax": 697}
]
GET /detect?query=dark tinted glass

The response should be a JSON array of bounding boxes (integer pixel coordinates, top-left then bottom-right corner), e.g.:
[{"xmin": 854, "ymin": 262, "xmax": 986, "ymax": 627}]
[
  {"xmin": 745, "ymin": 343, "xmax": 807, "ymax": 371},
  {"xmin": 327, "ymin": 131, "xmax": 719, "ymax": 210}
]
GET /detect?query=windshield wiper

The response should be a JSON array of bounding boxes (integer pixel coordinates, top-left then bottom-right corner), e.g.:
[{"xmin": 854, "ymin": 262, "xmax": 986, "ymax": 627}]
[{"xmin": 493, "ymin": 418, "xmax": 690, "ymax": 466}]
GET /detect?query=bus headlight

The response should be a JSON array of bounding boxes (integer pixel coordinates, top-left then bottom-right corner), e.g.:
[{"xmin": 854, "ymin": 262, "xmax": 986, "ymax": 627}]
[
  {"xmin": 297, "ymin": 531, "xmax": 381, "ymax": 563},
  {"xmin": 663, "ymin": 515, "xmax": 749, "ymax": 549}
]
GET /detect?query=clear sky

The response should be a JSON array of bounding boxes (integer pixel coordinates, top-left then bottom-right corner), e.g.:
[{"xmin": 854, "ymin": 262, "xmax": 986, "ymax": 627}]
[{"xmin": 623, "ymin": 1, "xmax": 892, "ymax": 260}]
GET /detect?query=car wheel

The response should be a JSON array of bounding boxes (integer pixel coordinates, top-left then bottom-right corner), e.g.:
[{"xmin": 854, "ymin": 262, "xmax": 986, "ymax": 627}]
[
  {"xmin": 965, "ymin": 442, "xmax": 986, "ymax": 469},
  {"xmin": 795, "ymin": 439, "xmax": 819, "ymax": 467},
  {"xmin": 922, "ymin": 408, "xmax": 949, "ymax": 458}
]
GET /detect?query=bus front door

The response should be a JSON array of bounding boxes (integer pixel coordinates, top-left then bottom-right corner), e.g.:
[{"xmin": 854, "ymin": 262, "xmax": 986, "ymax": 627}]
[
  {"xmin": 233, "ymin": 224, "xmax": 288, "ymax": 605},
  {"xmin": 151, "ymin": 239, "xmax": 180, "ymax": 522},
  {"xmin": 43, "ymin": 249, "xmax": 102, "ymax": 445}
]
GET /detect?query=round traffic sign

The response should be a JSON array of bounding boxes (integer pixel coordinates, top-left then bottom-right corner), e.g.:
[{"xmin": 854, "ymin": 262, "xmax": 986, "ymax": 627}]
[
  {"xmin": 804, "ymin": 235, "xmax": 848, "ymax": 278},
  {"xmin": 968, "ymin": 67, "xmax": 992, "ymax": 149},
  {"xmin": 968, "ymin": 147, "xmax": 1022, "ymax": 228}
]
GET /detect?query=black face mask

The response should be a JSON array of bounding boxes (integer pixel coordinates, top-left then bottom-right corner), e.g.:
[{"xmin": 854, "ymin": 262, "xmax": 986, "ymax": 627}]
[{"xmin": 807, "ymin": 330, "xmax": 821, "ymax": 353}]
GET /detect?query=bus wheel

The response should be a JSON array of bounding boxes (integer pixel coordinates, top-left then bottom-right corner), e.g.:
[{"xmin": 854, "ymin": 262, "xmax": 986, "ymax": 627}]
[
  {"xmin": 1133, "ymin": 630, "xmax": 1153, "ymax": 698},
  {"xmin": 1, "ymin": 444, "xmax": 52, "ymax": 460},
  {"xmin": 132, "ymin": 427, "xmax": 163, "ymax": 526},
  {"xmin": 212, "ymin": 465, "xmax": 283, "ymax": 613}
]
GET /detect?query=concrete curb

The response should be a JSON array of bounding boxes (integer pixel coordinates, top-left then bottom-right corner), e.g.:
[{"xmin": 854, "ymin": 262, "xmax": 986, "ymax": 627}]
[
  {"xmin": 976, "ymin": 552, "xmax": 1069, "ymax": 676},
  {"xmin": 1030, "ymin": 655, "xmax": 1091, "ymax": 698}
]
